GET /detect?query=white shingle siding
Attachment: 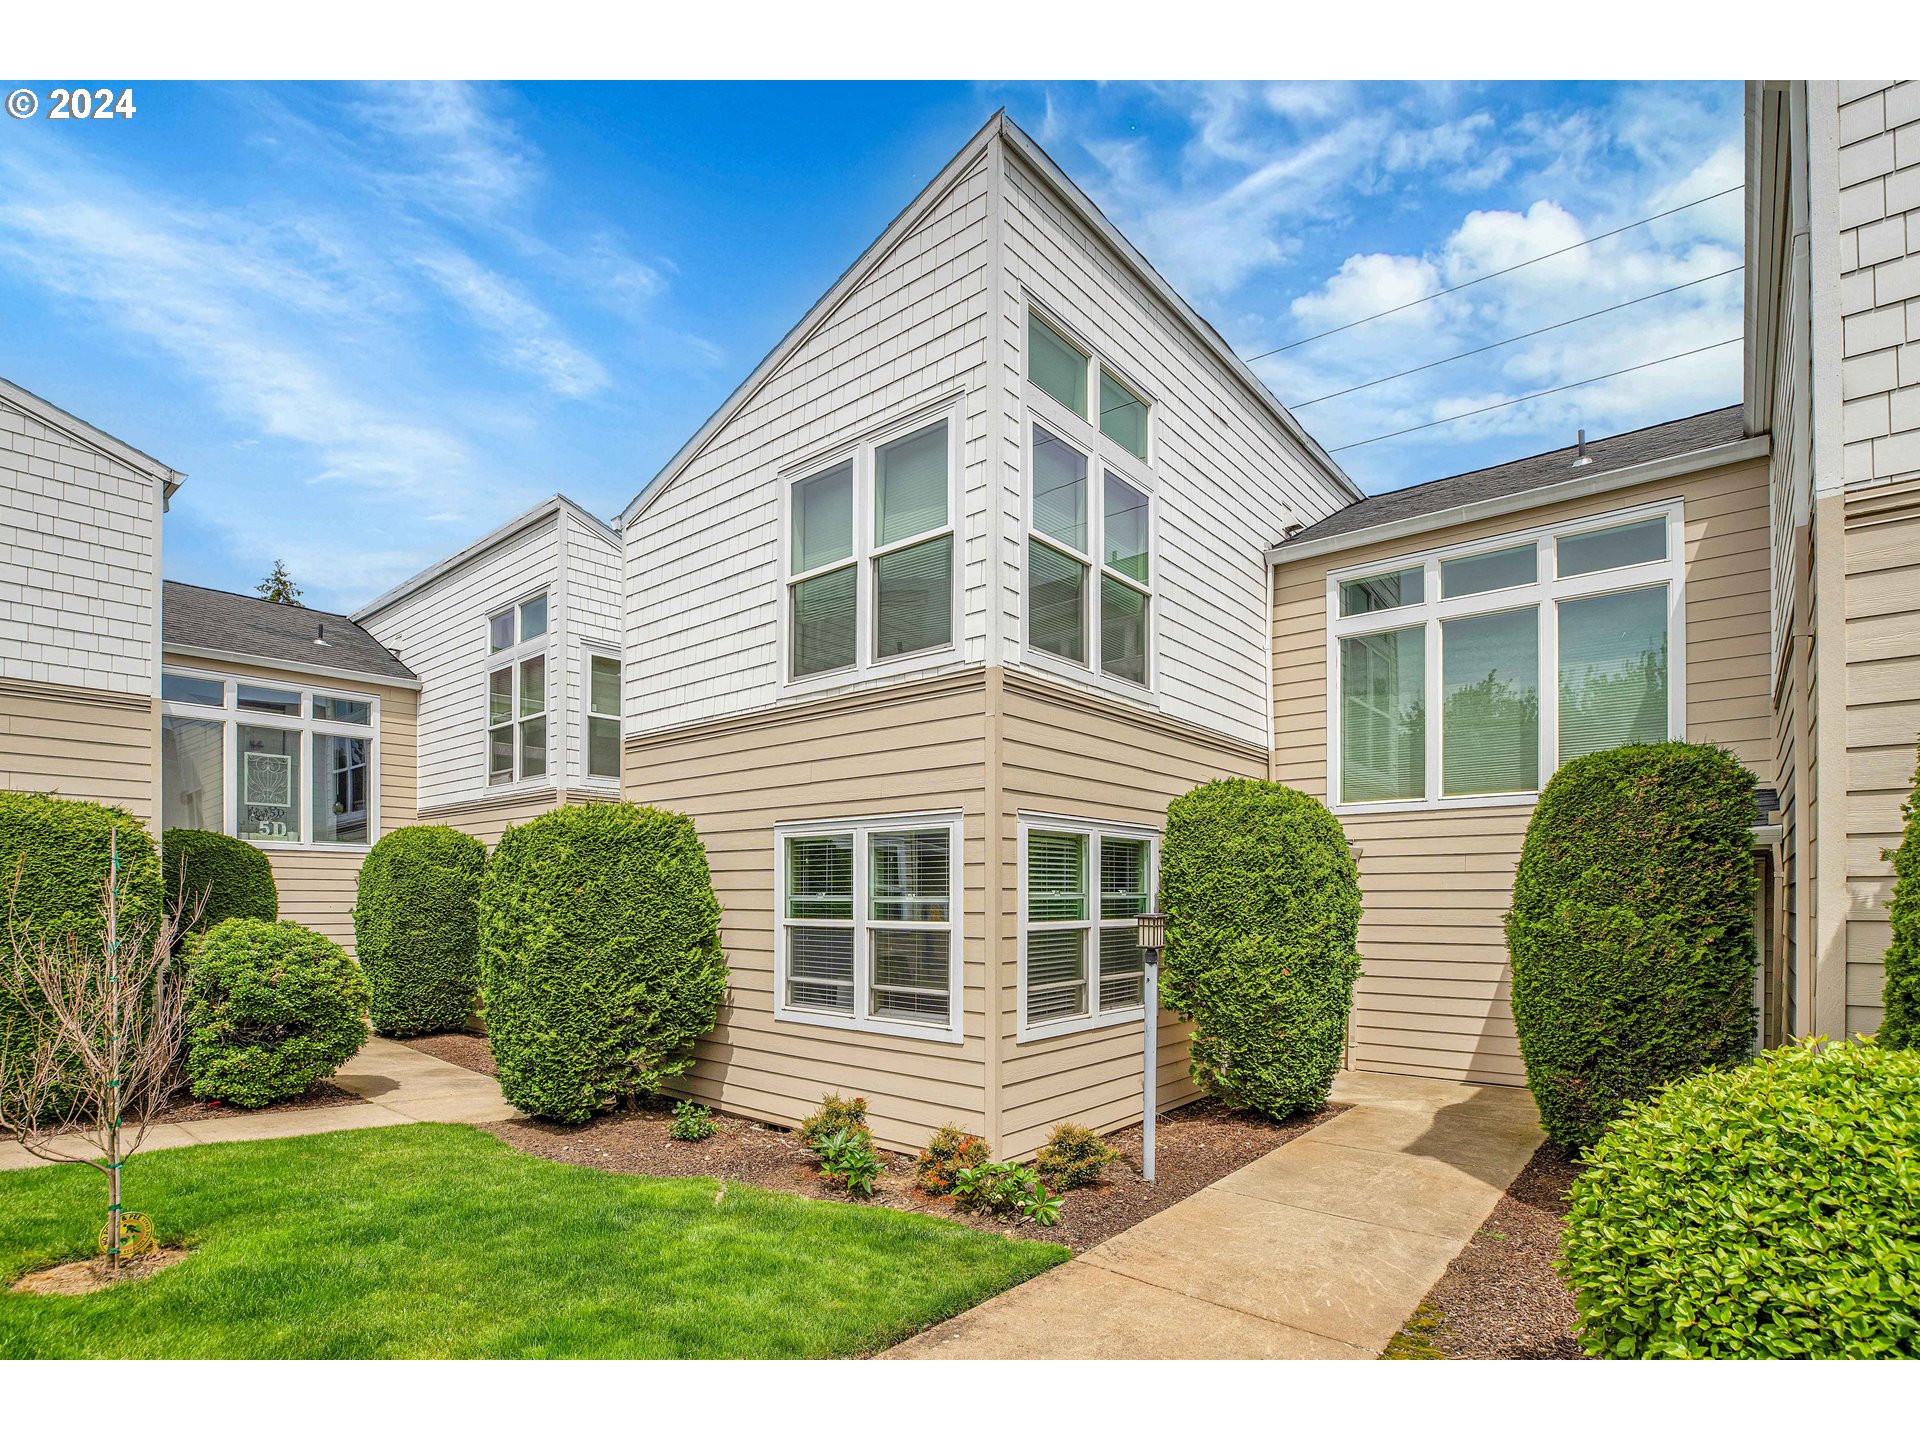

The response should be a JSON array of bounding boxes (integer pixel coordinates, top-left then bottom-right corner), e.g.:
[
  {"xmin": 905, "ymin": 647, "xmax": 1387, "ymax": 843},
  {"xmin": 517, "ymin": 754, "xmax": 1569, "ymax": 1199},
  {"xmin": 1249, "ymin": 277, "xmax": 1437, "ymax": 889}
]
[
  {"xmin": 0, "ymin": 397, "xmax": 162, "ymax": 695},
  {"xmin": 1835, "ymin": 82, "xmax": 1920, "ymax": 493}
]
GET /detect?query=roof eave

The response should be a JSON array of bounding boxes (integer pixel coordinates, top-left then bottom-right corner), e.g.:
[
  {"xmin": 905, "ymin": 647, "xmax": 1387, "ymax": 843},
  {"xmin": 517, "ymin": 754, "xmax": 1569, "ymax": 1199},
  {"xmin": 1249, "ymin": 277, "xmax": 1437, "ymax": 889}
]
[
  {"xmin": 1266, "ymin": 433, "xmax": 1772, "ymax": 566},
  {"xmin": 162, "ymin": 641, "xmax": 421, "ymax": 690},
  {"xmin": 0, "ymin": 375, "xmax": 186, "ymax": 491}
]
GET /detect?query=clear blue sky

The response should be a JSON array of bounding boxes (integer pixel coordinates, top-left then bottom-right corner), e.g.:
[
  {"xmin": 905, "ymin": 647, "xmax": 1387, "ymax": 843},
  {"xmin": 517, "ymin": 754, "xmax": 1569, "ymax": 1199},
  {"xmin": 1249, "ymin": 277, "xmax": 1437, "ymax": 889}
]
[{"xmin": 0, "ymin": 80, "xmax": 1744, "ymax": 611}]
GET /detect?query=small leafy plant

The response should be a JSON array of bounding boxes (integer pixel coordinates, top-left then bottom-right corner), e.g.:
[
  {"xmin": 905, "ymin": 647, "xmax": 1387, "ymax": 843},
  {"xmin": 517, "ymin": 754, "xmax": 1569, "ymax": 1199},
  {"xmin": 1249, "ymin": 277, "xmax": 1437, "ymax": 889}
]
[
  {"xmin": 951, "ymin": 1161, "xmax": 1062, "ymax": 1227},
  {"xmin": 915, "ymin": 1123, "xmax": 991, "ymax": 1196},
  {"xmin": 1033, "ymin": 1122, "xmax": 1119, "ymax": 1190},
  {"xmin": 797, "ymin": 1092, "xmax": 870, "ymax": 1150},
  {"xmin": 668, "ymin": 1100, "xmax": 717, "ymax": 1142},
  {"xmin": 810, "ymin": 1126, "xmax": 884, "ymax": 1198}
]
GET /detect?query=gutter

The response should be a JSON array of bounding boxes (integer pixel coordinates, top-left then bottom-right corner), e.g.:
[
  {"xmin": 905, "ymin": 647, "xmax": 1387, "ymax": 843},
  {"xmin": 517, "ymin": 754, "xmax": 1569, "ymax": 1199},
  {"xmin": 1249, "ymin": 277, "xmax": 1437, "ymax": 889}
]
[
  {"xmin": 1265, "ymin": 434, "xmax": 1772, "ymax": 566},
  {"xmin": 162, "ymin": 642, "xmax": 422, "ymax": 691}
]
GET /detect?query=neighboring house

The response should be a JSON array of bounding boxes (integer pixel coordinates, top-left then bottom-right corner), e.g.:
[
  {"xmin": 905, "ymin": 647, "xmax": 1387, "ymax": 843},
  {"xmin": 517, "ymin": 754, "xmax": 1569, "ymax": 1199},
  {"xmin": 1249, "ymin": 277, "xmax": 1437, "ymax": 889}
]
[
  {"xmin": 0, "ymin": 377, "xmax": 181, "ymax": 823},
  {"xmin": 618, "ymin": 113, "xmax": 1360, "ymax": 1155},
  {"xmin": 354, "ymin": 495, "xmax": 624, "ymax": 846},
  {"xmin": 160, "ymin": 581, "xmax": 420, "ymax": 949}
]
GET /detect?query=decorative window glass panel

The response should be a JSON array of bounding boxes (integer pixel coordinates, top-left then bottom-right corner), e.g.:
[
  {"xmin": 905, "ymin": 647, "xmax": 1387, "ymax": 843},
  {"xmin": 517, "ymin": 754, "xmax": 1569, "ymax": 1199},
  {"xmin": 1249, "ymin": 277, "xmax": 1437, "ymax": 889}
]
[
  {"xmin": 1557, "ymin": 517, "xmax": 1667, "ymax": 578},
  {"xmin": 1103, "ymin": 474, "xmax": 1149, "ymax": 584},
  {"xmin": 1100, "ymin": 576, "xmax": 1148, "ymax": 686},
  {"xmin": 1339, "ymin": 566, "xmax": 1424, "ymax": 618},
  {"xmin": 236, "ymin": 684, "xmax": 301, "ymax": 716},
  {"xmin": 1099, "ymin": 370, "xmax": 1148, "ymax": 458},
  {"xmin": 1558, "ymin": 585, "xmax": 1669, "ymax": 763},
  {"xmin": 1442, "ymin": 608, "xmax": 1539, "ymax": 795},
  {"xmin": 1028, "ymin": 540, "xmax": 1088, "ymax": 663},
  {"xmin": 311, "ymin": 733, "xmax": 369, "ymax": 845},
  {"xmin": 162, "ymin": 672, "xmax": 224, "ymax": 707},
  {"xmin": 792, "ymin": 462, "xmax": 854, "ymax": 573},
  {"xmin": 1031, "ymin": 425, "xmax": 1088, "ymax": 551},
  {"xmin": 1441, "ymin": 544, "xmax": 1537, "ymax": 598},
  {"xmin": 791, "ymin": 566, "xmax": 857, "ymax": 677},
  {"xmin": 235, "ymin": 725, "xmax": 301, "ymax": 843},
  {"xmin": 1028, "ymin": 312, "xmax": 1088, "ymax": 416},
  {"xmin": 873, "ymin": 535, "xmax": 952, "ymax": 660},
  {"xmin": 161, "ymin": 716, "xmax": 224, "ymax": 832},
  {"xmin": 1339, "ymin": 627, "xmax": 1426, "ymax": 803},
  {"xmin": 873, "ymin": 422, "xmax": 948, "ymax": 548}
]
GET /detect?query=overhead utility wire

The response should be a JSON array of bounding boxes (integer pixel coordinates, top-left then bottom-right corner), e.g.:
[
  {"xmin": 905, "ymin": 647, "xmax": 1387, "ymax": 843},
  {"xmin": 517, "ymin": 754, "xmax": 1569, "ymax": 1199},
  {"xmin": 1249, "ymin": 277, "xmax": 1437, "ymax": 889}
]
[
  {"xmin": 1248, "ymin": 184, "xmax": 1744, "ymax": 361},
  {"xmin": 1325, "ymin": 337, "xmax": 1742, "ymax": 453},
  {"xmin": 1290, "ymin": 265, "xmax": 1743, "ymax": 408}
]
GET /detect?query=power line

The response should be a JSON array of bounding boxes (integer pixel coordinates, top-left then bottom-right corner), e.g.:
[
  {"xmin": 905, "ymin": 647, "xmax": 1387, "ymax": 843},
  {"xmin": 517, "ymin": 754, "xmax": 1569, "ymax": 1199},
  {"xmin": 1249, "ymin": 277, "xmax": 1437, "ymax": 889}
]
[
  {"xmin": 1248, "ymin": 184, "xmax": 1744, "ymax": 362},
  {"xmin": 1325, "ymin": 337, "xmax": 1742, "ymax": 454},
  {"xmin": 1291, "ymin": 266, "xmax": 1743, "ymax": 409}
]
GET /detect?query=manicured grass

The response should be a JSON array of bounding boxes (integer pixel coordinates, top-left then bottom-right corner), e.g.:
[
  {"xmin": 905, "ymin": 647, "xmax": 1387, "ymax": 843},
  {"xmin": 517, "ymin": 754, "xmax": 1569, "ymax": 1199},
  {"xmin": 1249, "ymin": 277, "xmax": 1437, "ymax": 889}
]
[{"xmin": 0, "ymin": 1124, "xmax": 1067, "ymax": 1358}]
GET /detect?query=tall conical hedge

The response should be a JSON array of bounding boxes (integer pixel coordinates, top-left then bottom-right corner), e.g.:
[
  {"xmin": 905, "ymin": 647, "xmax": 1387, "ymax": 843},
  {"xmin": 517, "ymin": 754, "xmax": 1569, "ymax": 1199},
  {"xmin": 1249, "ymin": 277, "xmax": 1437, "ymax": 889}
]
[
  {"xmin": 1880, "ymin": 741, "xmax": 1920, "ymax": 1050},
  {"xmin": 353, "ymin": 824, "xmax": 486, "ymax": 1036},
  {"xmin": 1506, "ymin": 742, "xmax": 1757, "ymax": 1151}
]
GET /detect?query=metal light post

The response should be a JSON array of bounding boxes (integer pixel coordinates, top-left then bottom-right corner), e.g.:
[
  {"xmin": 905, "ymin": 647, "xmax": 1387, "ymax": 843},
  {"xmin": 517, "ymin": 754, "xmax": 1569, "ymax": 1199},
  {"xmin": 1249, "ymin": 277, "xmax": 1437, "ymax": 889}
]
[{"xmin": 1136, "ymin": 911, "xmax": 1166, "ymax": 1183}]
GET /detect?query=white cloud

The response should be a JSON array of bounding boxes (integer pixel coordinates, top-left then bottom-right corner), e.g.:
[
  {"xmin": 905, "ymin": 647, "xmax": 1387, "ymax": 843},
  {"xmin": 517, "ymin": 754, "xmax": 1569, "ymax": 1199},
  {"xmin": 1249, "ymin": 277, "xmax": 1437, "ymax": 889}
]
[
  {"xmin": 1290, "ymin": 252, "xmax": 1444, "ymax": 330},
  {"xmin": 415, "ymin": 248, "xmax": 609, "ymax": 398},
  {"xmin": 350, "ymin": 82, "xmax": 539, "ymax": 216}
]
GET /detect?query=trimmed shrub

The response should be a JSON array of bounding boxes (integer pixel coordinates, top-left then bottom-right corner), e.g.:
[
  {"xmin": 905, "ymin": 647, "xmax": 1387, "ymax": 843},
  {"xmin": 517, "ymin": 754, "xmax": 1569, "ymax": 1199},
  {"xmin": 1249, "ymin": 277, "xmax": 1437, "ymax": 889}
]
[
  {"xmin": 353, "ymin": 824, "xmax": 485, "ymax": 1037},
  {"xmin": 1507, "ymin": 742, "xmax": 1757, "ymax": 1151},
  {"xmin": 478, "ymin": 803, "xmax": 727, "ymax": 1123},
  {"xmin": 915, "ymin": 1123, "xmax": 990, "ymax": 1196},
  {"xmin": 1159, "ymin": 778, "xmax": 1361, "ymax": 1118},
  {"xmin": 1880, "ymin": 741, "xmax": 1920, "ymax": 1050},
  {"xmin": 798, "ymin": 1093, "xmax": 870, "ymax": 1151},
  {"xmin": 668, "ymin": 1100, "xmax": 717, "ymax": 1142},
  {"xmin": 183, "ymin": 918, "xmax": 370, "ymax": 1108},
  {"xmin": 1033, "ymin": 1122, "xmax": 1119, "ymax": 1191},
  {"xmin": 1562, "ymin": 1039, "xmax": 1920, "ymax": 1358},
  {"xmin": 163, "ymin": 828, "xmax": 277, "ymax": 934}
]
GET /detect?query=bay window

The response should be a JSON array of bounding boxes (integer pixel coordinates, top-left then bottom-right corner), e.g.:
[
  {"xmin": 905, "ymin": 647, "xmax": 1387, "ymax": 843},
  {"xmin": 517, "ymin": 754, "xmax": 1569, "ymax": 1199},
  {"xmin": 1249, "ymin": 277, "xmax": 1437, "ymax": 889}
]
[
  {"xmin": 1328, "ymin": 504, "xmax": 1682, "ymax": 810},
  {"xmin": 1019, "ymin": 817, "xmax": 1157, "ymax": 1038},
  {"xmin": 160, "ymin": 669, "xmax": 379, "ymax": 847},
  {"xmin": 775, "ymin": 813, "xmax": 962, "ymax": 1042},
  {"xmin": 487, "ymin": 593, "xmax": 549, "ymax": 786},
  {"xmin": 785, "ymin": 415, "xmax": 956, "ymax": 684}
]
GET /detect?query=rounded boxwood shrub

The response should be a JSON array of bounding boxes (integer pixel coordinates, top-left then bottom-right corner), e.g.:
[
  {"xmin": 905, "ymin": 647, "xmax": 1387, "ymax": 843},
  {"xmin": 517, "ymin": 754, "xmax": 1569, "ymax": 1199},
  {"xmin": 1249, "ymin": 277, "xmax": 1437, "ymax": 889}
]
[
  {"xmin": 163, "ymin": 827, "xmax": 277, "ymax": 934},
  {"xmin": 478, "ymin": 803, "xmax": 727, "ymax": 1123},
  {"xmin": 184, "ymin": 918, "xmax": 370, "ymax": 1108},
  {"xmin": 1880, "ymin": 742, "xmax": 1920, "ymax": 1050},
  {"xmin": 1159, "ymin": 778, "xmax": 1361, "ymax": 1119},
  {"xmin": 1507, "ymin": 742, "xmax": 1758, "ymax": 1151},
  {"xmin": 1562, "ymin": 1039, "xmax": 1920, "ymax": 1358},
  {"xmin": 353, "ymin": 824, "xmax": 485, "ymax": 1037}
]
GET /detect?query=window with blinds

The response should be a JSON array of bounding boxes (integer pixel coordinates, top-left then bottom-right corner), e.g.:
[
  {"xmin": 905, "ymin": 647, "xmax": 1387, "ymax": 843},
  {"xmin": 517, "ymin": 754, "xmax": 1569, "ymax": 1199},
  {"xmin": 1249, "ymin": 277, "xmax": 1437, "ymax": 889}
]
[
  {"xmin": 1327, "ymin": 504, "xmax": 1681, "ymax": 809},
  {"xmin": 1020, "ymin": 820, "xmax": 1157, "ymax": 1036},
  {"xmin": 776, "ymin": 816, "xmax": 961, "ymax": 1040}
]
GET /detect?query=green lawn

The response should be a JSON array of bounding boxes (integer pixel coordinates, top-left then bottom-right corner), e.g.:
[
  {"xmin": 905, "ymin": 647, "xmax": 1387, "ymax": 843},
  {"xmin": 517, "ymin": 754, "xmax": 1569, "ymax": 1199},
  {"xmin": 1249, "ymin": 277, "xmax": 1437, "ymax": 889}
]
[{"xmin": 0, "ymin": 1124, "xmax": 1066, "ymax": 1358}]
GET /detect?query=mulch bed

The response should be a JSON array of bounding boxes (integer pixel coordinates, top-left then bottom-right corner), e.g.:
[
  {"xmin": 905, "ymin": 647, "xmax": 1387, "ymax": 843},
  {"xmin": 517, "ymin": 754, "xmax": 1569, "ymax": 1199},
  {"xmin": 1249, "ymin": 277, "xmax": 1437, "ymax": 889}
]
[
  {"xmin": 398, "ymin": 1031, "xmax": 497, "ymax": 1076},
  {"xmin": 10, "ymin": 1247, "xmax": 190, "ymax": 1296},
  {"xmin": 152, "ymin": 1081, "xmax": 365, "ymax": 1126},
  {"xmin": 1386, "ymin": 1143, "xmax": 1589, "ymax": 1359}
]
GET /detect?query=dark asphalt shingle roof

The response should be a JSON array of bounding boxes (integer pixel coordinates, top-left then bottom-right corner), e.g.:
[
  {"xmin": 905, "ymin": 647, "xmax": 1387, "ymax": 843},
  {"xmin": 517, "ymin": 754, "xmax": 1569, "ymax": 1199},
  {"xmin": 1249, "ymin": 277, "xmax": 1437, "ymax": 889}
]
[
  {"xmin": 163, "ymin": 581, "xmax": 416, "ymax": 682},
  {"xmin": 1276, "ymin": 406, "xmax": 1748, "ymax": 553}
]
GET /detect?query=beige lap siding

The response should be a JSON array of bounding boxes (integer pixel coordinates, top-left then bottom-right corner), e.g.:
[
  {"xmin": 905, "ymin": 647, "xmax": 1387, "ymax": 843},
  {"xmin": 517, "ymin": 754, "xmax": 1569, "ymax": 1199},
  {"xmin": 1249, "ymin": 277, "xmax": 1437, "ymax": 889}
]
[
  {"xmin": 1271, "ymin": 456, "xmax": 1774, "ymax": 1085},
  {"xmin": 623, "ymin": 671, "xmax": 992, "ymax": 1154},
  {"xmin": 992, "ymin": 670, "xmax": 1267, "ymax": 1158},
  {"xmin": 415, "ymin": 786, "xmax": 617, "ymax": 849},
  {"xmin": 0, "ymin": 677, "xmax": 158, "ymax": 821}
]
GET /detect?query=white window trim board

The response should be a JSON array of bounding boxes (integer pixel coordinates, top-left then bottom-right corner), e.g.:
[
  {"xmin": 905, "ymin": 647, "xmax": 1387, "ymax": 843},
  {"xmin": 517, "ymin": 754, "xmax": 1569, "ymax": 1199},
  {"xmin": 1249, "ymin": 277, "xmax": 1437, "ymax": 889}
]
[
  {"xmin": 485, "ymin": 589, "xmax": 553, "ymax": 790},
  {"xmin": 1322, "ymin": 498, "xmax": 1687, "ymax": 817},
  {"xmin": 1015, "ymin": 811, "xmax": 1160, "ymax": 1044},
  {"xmin": 580, "ymin": 641, "xmax": 624, "ymax": 786},
  {"xmin": 772, "ymin": 810, "xmax": 966, "ymax": 1046}
]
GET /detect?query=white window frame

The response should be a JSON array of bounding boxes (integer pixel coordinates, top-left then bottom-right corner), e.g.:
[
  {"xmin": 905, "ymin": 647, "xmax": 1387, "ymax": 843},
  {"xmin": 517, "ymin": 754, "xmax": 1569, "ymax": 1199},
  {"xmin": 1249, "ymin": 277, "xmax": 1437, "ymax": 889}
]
[
  {"xmin": 485, "ymin": 590, "xmax": 551, "ymax": 790},
  {"xmin": 1324, "ymin": 499, "xmax": 1687, "ymax": 816},
  {"xmin": 772, "ymin": 810, "xmax": 964, "ymax": 1045},
  {"xmin": 776, "ymin": 400, "xmax": 965, "ymax": 697},
  {"xmin": 581, "ymin": 643, "xmax": 622, "ymax": 786},
  {"xmin": 159, "ymin": 664, "xmax": 382, "ymax": 853},
  {"xmin": 1019, "ymin": 298, "xmax": 1160, "ymax": 702},
  {"xmin": 1016, "ymin": 812, "xmax": 1160, "ymax": 1043}
]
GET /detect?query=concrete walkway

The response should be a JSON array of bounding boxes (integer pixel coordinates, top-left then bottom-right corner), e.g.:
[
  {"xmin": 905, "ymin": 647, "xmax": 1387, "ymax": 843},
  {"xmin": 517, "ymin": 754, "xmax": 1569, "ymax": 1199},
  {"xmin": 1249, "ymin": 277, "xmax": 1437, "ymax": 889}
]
[
  {"xmin": 0, "ymin": 1036, "xmax": 517, "ymax": 1173},
  {"xmin": 887, "ymin": 1070, "xmax": 1543, "ymax": 1359}
]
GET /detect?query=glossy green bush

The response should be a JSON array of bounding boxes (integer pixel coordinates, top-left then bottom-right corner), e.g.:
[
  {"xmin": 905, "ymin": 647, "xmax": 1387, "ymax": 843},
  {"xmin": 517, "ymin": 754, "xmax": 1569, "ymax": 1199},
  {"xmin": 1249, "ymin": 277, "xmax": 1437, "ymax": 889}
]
[
  {"xmin": 1159, "ymin": 778, "xmax": 1361, "ymax": 1118},
  {"xmin": 1507, "ymin": 742, "xmax": 1758, "ymax": 1151},
  {"xmin": 163, "ymin": 828, "xmax": 277, "ymax": 934},
  {"xmin": 1881, "ymin": 743, "xmax": 1920, "ymax": 1050},
  {"xmin": 184, "ymin": 919, "xmax": 370, "ymax": 1107},
  {"xmin": 479, "ymin": 803, "xmax": 727, "ymax": 1124},
  {"xmin": 353, "ymin": 824, "xmax": 485, "ymax": 1037},
  {"xmin": 1562, "ymin": 1040, "xmax": 1920, "ymax": 1358}
]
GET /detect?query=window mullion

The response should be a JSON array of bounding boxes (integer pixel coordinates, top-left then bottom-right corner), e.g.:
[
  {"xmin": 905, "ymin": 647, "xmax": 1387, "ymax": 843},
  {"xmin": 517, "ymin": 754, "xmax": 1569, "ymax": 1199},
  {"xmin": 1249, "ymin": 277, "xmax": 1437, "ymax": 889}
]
[
  {"xmin": 852, "ymin": 826, "xmax": 870, "ymax": 1024},
  {"xmin": 1423, "ymin": 612, "xmax": 1442, "ymax": 805}
]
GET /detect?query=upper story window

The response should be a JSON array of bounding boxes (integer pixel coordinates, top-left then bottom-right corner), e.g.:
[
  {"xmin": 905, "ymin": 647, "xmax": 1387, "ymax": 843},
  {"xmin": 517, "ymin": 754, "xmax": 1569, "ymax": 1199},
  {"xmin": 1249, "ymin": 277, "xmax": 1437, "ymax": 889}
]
[
  {"xmin": 1328, "ymin": 504, "xmax": 1683, "ymax": 812},
  {"xmin": 160, "ymin": 670, "xmax": 379, "ymax": 848},
  {"xmin": 487, "ymin": 593, "xmax": 549, "ymax": 786},
  {"xmin": 785, "ymin": 414, "xmax": 957, "ymax": 685},
  {"xmin": 1027, "ymin": 311, "xmax": 1150, "ymax": 461},
  {"xmin": 586, "ymin": 651, "xmax": 621, "ymax": 781},
  {"xmin": 1018, "ymin": 816, "xmax": 1157, "ymax": 1040}
]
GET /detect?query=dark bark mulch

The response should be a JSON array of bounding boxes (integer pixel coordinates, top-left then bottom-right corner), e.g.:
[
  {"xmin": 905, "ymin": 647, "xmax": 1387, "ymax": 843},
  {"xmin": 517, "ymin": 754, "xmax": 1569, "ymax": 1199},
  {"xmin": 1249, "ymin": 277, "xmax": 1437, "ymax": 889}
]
[
  {"xmin": 398, "ymin": 1031, "xmax": 496, "ymax": 1076},
  {"xmin": 1385, "ymin": 1143, "xmax": 1589, "ymax": 1359},
  {"xmin": 486, "ymin": 1092, "xmax": 1339, "ymax": 1253},
  {"xmin": 153, "ymin": 1081, "xmax": 365, "ymax": 1125}
]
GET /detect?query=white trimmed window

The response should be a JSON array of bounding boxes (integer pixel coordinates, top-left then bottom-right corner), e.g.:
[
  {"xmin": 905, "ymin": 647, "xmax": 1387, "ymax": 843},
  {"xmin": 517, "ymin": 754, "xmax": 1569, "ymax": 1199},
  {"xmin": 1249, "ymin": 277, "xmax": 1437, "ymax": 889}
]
[
  {"xmin": 774, "ymin": 813, "xmax": 963, "ymax": 1043},
  {"xmin": 486, "ymin": 593, "xmax": 549, "ymax": 786},
  {"xmin": 585, "ymin": 650, "xmax": 621, "ymax": 781},
  {"xmin": 1022, "ymin": 306, "xmax": 1155, "ymax": 689},
  {"xmin": 159, "ymin": 669, "xmax": 379, "ymax": 848},
  {"xmin": 784, "ymin": 413, "xmax": 958, "ymax": 686},
  {"xmin": 1018, "ymin": 816, "xmax": 1157, "ymax": 1039},
  {"xmin": 1327, "ymin": 503, "xmax": 1684, "ymax": 812}
]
